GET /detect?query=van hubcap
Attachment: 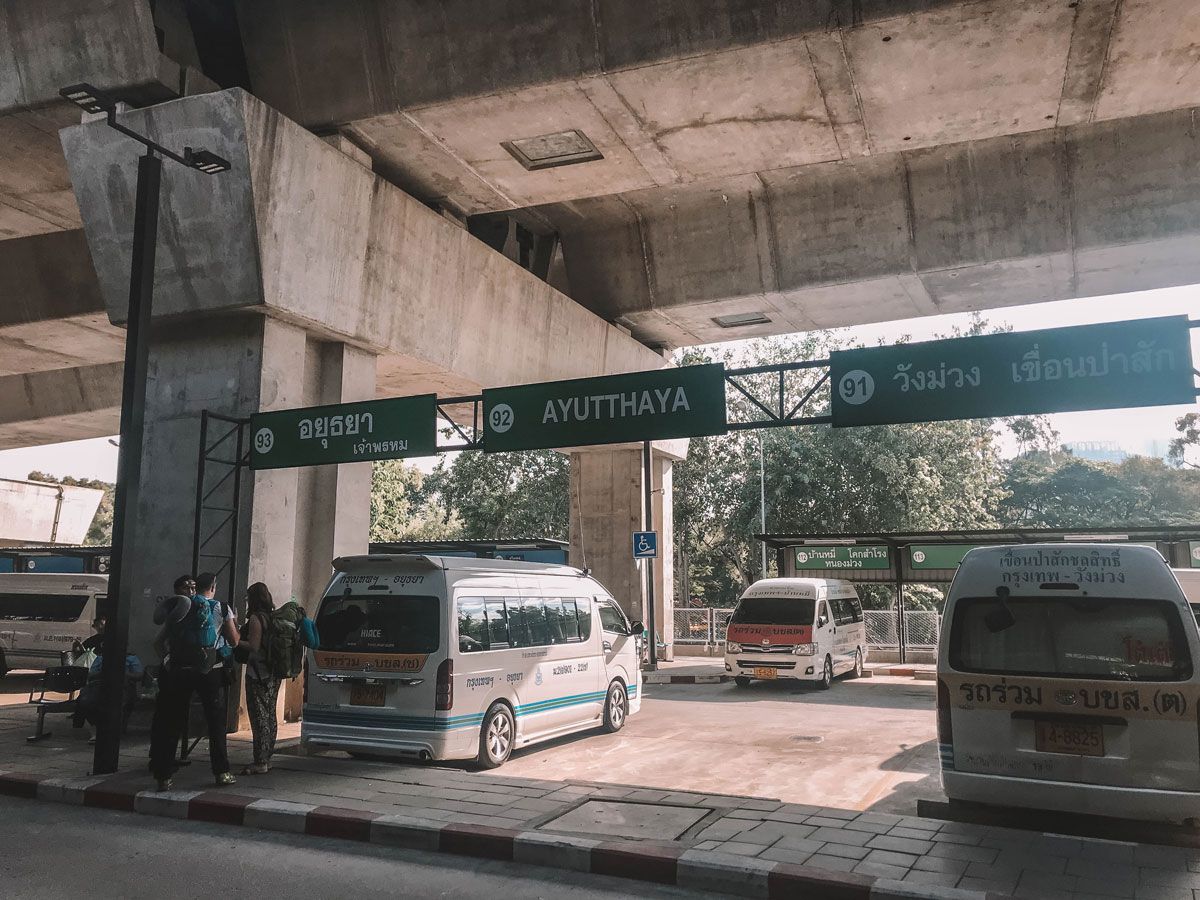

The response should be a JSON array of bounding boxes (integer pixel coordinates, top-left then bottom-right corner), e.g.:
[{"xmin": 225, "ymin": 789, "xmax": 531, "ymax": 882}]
[
  {"xmin": 609, "ymin": 688, "xmax": 626, "ymax": 727},
  {"xmin": 487, "ymin": 713, "xmax": 511, "ymax": 760}
]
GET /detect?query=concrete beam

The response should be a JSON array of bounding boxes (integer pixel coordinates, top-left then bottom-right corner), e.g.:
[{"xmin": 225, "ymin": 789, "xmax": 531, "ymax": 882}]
[
  {"xmin": 61, "ymin": 88, "xmax": 666, "ymax": 399},
  {"xmin": 541, "ymin": 106, "xmax": 1200, "ymax": 347},
  {"xmin": 0, "ymin": 362, "xmax": 121, "ymax": 449}
]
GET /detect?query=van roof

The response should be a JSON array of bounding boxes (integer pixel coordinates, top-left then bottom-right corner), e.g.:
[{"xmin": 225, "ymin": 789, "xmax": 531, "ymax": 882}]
[
  {"xmin": 953, "ymin": 543, "xmax": 1179, "ymax": 600},
  {"xmin": 332, "ymin": 554, "xmax": 587, "ymax": 578},
  {"xmin": 740, "ymin": 577, "xmax": 852, "ymax": 598},
  {"xmin": 0, "ymin": 573, "xmax": 108, "ymax": 590}
]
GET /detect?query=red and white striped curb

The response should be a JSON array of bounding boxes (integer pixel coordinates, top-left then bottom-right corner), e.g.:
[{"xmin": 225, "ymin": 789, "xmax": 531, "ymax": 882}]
[
  {"xmin": 642, "ymin": 672, "xmax": 730, "ymax": 684},
  {"xmin": 0, "ymin": 771, "xmax": 1003, "ymax": 900}
]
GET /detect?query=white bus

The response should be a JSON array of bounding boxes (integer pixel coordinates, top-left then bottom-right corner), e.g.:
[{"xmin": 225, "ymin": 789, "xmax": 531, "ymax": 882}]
[
  {"xmin": 302, "ymin": 555, "xmax": 643, "ymax": 768},
  {"xmin": 725, "ymin": 578, "xmax": 867, "ymax": 689},
  {"xmin": 939, "ymin": 544, "xmax": 1200, "ymax": 823},
  {"xmin": 0, "ymin": 573, "xmax": 106, "ymax": 675}
]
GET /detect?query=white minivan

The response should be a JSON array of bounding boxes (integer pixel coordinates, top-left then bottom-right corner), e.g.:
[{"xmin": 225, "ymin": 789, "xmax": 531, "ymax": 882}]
[
  {"xmin": 301, "ymin": 555, "xmax": 643, "ymax": 768},
  {"xmin": 939, "ymin": 544, "xmax": 1200, "ymax": 823},
  {"xmin": 724, "ymin": 578, "xmax": 867, "ymax": 689},
  {"xmin": 0, "ymin": 573, "xmax": 105, "ymax": 675}
]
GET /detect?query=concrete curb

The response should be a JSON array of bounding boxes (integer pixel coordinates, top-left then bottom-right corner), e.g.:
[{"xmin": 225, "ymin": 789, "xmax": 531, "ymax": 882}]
[
  {"xmin": 871, "ymin": 667, "xmax": 936, "ymax": 679},
  {"xmin": 642, "ymin": 672, "xmax": 731, "ymax": 684},
  {"xmin": 0, "ymin": 771, "xmax": 1005, "ymax": 900}
]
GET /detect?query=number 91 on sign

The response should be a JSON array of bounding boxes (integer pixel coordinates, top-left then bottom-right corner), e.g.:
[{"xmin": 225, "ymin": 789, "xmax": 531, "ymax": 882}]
[{"xmin": 838, "ymin": 370, "xmax": 875, "ymax": 406}]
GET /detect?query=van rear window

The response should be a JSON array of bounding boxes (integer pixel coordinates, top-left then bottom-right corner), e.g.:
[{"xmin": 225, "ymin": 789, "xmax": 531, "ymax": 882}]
[
  {"xmin": 950, "ymin": 596, "xmax": 1193, "ymax": 682},
  {"xmin": 315, "ymin": 594, "xmax": 439, "ymax": 654},
  {"xmin": 731, "ymin": 597, "xmax": 815, "ymax": 626},
  {"xmin": 0, "ymin": 593, "xmax": 89, "ymax": 622}
]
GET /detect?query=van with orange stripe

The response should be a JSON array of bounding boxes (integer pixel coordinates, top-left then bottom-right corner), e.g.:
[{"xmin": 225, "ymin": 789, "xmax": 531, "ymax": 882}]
[{"xmin": 724, "ymin": 578, "xmax": 867, "ymax": 689}]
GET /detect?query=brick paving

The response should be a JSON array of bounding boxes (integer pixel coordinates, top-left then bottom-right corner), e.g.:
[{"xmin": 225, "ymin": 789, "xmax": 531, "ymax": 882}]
[{"xmin": 4, "ymin": 702, "xmax": 1200, "ymax": 898}]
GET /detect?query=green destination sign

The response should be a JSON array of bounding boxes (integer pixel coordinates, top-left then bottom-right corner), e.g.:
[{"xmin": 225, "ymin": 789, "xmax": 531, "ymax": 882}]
[
  {"xmin": 250, "ymin": 395, "xmax": 437, "ymax": 470},
  {"xmin": 909, "ymin": 545, "xmax": 979, "ymax": 570},
  {"xmin": 482, "ymin": 364, "xmax": 727, "ymax": 453},
  {"xmin": 830, "ymin": 316, "xmax": 1195, "ymax": 427},
  {"xmin": 794, "ymin": 546, "xmax": 890, "ymax": 570}
]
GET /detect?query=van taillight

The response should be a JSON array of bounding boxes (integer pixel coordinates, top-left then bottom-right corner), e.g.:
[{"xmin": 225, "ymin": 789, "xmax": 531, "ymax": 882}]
[
  {"xmin": 435, "ymin": 659, "xmax": 453, "ymax": 711},
  {"xmin": 936, "ymin": 678, "xmax": 952, "ymax": 745}
]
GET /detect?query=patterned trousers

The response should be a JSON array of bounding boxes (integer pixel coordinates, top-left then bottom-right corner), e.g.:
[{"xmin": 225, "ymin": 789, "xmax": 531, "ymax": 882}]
[{"xmin": 246, "ymin": 675, "xmax": 281, "ymax": 766}]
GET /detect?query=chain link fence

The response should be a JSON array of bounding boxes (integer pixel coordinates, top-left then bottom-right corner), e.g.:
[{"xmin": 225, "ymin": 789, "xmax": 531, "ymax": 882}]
[
  {"xmin": 863, "ymin": 610, "xmax": 899, "ymax": 649},
  {"xmin": 674, "ymin": 607, "xmax": 940, "ymax": 651},
  {"xmin": 903, "ymin": 610, "xmax": 941, "ymax": 649},
  {"xmin": 672, "ymin": 607, "xmax": 736, "ymax": 646}
]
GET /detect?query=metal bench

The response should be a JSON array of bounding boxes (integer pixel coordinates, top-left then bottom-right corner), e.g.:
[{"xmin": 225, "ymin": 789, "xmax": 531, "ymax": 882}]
[{"xmin": 27, "ymin": 665, "xmax": 89, "ymax": 742}]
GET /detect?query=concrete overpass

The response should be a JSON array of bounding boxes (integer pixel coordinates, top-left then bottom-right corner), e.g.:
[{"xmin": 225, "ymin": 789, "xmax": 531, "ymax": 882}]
[{"xmin": 2, "ymin": 0, "xmax": 1200, "ymax": 675}]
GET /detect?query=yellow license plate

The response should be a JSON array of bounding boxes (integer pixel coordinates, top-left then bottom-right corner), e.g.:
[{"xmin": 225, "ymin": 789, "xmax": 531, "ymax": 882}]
[
  {"xmin": 349, "ymin": 683, "xmax": 386, "ymax": 707},
  {"xmin": 1035, "ymin": 720, "xmax": 1104, "ymax": 757},
  {"xmin": 753, "ymin": 667, "xmax": 778, "ymax": 680}
]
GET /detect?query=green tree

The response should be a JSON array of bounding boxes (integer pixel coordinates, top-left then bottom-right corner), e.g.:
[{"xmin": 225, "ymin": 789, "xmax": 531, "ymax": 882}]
[
  {"xmin": 26, "ymin": 471, "xmax": 114, "ymax": 545},
  {"xmin": 369, "ymin": 460, "xmax": 451, "ymax": 542},
  {"xmin": 1169, "ymin": 412, "xmax": 1200, "ymax": 469},
  {"xmin": 424, "ymin": 449, "xmax": 569, "ymax": 539}
]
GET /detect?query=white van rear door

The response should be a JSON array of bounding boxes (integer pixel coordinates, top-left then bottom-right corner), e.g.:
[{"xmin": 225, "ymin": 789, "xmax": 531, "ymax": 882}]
[{"xmin": 945, "ymin": 592, "xmax": 1200, "ymax": 792}]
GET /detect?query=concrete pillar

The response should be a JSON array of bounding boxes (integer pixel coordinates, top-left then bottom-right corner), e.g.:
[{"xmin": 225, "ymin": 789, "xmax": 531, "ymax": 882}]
[{"xmin": 568, "ymin": 445, "xmax": 680, "ymax": 663}]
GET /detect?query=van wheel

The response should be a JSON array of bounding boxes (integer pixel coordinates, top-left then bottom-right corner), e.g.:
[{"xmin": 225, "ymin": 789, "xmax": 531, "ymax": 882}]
[
  {"xmin": 602, "ymin": 681, "xmax": 628, "ymax": 733},
  {"xmin": 818, "ymin": 656, "xmax": 833, "ymax": 690},
  {"xmin": 0, "ymin": 649, "xmax": 6, "ymax": 679},
  {"xmin": 734, "ymin": 676, "xmax": 751, "ymax": 688},
  {"xmin": 847, "ymin": 649, "xmax": 864, "ymax": 680},
  {"xmin": 478, "ymin": 703, "xmax": 515, "ymax": 769}
]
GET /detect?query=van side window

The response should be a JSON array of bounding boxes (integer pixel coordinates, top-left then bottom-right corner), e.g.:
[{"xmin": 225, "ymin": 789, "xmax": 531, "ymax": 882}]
[
  {"xmin": 485, "ymin": 599, "xmax": 511, "ymax": 649},
  {"xmin": 576, "ymin": 599, "xmax": 593, "ymax": 641},
  {"xmin": 457, "ymin": 598, "xmax": 488, "ymax": 652},
  {"xmin": 598, "ymin": 599, "xmax": 629, "ymax": 635},
  {"xmin": 831, "ymin": 598, "xmax": 854, "ymax": 627},
  {"xmin": 544, "ymin": 597, "xmax": 567, "ymax": 643},
  {"xmin": 848, "ymin": 595, "xmax": 863, "ymax": 623},
  {"xmin": 506, "ymin": 596, "xmax": 531, "ymax": 647},
  {"xmin": 523, "ymin": 596, "xmax": 550, "ymax": 645},
  {"xmin": 557, "ymin": 598, "xmax": 581, "ymax": 642},
  {"xmin": 0, "ymin": 593, "xmax": 90, "ymax": 622}
]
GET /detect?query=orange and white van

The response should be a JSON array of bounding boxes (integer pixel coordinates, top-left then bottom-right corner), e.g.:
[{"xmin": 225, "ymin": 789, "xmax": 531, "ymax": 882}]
[
  {"xmin": 939, "ymin": 544, "xmax": 1200, "ymax": 824},
  {"xmin": 724, "ymin": 578, "xmax": 867, "ymax": 689}
]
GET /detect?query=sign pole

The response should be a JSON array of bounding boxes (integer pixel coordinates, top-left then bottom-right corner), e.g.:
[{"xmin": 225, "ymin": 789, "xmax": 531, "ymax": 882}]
[{"xmin": 643, "ymin": 440, "xmax": 657, "ymax": 672}]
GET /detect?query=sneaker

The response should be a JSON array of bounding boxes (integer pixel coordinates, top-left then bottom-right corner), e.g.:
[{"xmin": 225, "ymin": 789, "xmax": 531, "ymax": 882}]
[
  {"xmin": 156, "ymin": 778, "xmax": 173, "ymax": 792},
  {"xmin": 214, "ymin": 772, "xmax": 237, "ymax": 787}
]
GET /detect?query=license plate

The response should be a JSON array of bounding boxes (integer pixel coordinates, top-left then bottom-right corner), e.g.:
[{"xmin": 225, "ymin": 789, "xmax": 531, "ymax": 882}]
[
  {"xmin": 349, "ymin": 683, "xmax": 386, "ymax": 707},
  {"xmin": 753, "ymin": 667, "xmax": 778, "ymax": 680},
  {"xmin": 1035, "ymin": 720, "xmax": 1104, "ymax": 757}
]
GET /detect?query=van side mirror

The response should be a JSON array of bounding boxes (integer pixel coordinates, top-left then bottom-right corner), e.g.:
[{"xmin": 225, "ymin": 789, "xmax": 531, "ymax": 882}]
[
  {"xmin": 724, "ymin": 614, "xmax": 732, "ymax": 626},
  {"xmin": 818, "ymin": 615, "xmax": 829, "ymax": 628},
  {"xmin": 629, "ymin": 621, "xmax": 644, "ymax": 636}
]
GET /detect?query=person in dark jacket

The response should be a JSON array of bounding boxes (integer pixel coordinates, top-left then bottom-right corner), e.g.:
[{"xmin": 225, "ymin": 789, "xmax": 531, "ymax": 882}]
[{"xmin": 240, "ymin": 582, "xmax": 281, "ymax": 775}]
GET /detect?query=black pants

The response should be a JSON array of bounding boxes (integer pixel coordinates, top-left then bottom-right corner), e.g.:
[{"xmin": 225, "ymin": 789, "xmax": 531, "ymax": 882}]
[{"xmin": 149, "ymin": 666, "xmax": 229, "ymax": 779}]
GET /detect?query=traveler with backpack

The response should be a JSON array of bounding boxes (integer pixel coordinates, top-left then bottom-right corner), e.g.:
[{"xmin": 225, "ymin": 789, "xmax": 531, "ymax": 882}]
[
  {"xmin": 236, "ymin": 583, "xmax": 319, "ymax": 774},
  {"xmin": 148, "ymin": 572, "xmax": 239, "ymax": 791}
]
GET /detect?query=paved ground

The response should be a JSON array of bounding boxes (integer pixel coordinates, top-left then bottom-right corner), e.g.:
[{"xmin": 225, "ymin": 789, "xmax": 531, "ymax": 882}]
[
  {"xmin": 0, "ymin": 794, "xmax": 719, "ymax": 900},
  {"xmin": 7, "ymin": 675, "xmax": 1200, "ymax": 897},
  {"xmin": 0, "ymin": 670, "xmax": 941, "ymax": 813},
  {"xmin": 501, "ymin": 677, "xmax": 940, "ymax": 814}
]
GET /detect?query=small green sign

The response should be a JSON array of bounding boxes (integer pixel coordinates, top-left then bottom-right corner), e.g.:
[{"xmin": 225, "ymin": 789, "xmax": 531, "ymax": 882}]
[
  {"xmin": 909, "ymin": 545, "xmax": 978, "ymax": 570},
  {"xmin": 250, "ymin": 395, "xmax": 437, "ymax": 470},
  {"xmin": 482, "ymin": 364, "xmax": 727, "ymax": 453},
  {"xmin": 1190, "ymin": 542, "xmax": 1200, "ymax": 569},
  {"xmin": 794, "ymin": 546, "xmax": 891, "ymax": 570},
  {"xmin": 830, "ymin": 316, "xmax": 1195, "ymax": 427}
]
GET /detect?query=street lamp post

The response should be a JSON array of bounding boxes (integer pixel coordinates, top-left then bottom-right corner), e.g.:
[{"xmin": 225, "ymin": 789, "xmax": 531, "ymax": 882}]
[{"xmin": 59, "ymin": 84, "xmax": 230, "ymax": 775}]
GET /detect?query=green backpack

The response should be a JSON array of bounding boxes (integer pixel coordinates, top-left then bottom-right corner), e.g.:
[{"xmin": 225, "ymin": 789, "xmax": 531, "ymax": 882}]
[{"xmin": 263, "ymin": 601, "xmax": 307, "ymax": 679}]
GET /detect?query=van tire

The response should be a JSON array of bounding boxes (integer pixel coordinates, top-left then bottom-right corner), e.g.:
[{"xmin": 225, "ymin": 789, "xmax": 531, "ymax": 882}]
[
  {"xmin": 602, "ymin": 680, "xmax": 628, "ymax": 733},
  {"xmin": 818, "ymin": 656, "xmax": 833, "ymax": 690},
  {"xmin": 478, "ymin": 703, "xmax": 515, "ymax": 769},
  {"xmin": 0, "ymin": 649, "xmax": 6, "ymax": 679},
  {"xmin": 847, "ymin": 649, "xmax": 864, "ymax": 680},
  {"xmin": 734, "ymin": 676, "xmax": 751, "ymax": 688}
]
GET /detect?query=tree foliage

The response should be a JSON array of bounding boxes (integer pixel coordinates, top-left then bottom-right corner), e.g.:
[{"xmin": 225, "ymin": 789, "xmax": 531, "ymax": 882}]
[{"xmin": 369, "ymin": 460, "xmax": 451, "ymax": 542}]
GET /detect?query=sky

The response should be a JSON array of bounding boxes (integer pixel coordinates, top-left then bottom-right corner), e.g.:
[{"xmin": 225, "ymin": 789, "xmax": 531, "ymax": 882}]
[{"xmin": 1, "ymin": 284, "xmax": 1197, "ymax": 484}]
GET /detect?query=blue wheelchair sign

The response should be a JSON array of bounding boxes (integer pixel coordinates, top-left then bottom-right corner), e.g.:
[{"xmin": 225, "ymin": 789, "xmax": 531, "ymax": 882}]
[{"xmin": 632, "ymin": 531, "xmax": 658, "ymax": 559}]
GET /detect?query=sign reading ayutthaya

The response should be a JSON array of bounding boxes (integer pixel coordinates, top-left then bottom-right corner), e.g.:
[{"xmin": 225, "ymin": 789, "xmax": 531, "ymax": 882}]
[{"xmin": 830, "ymin": 316, "xmax": 1195, "ymax": 427}]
